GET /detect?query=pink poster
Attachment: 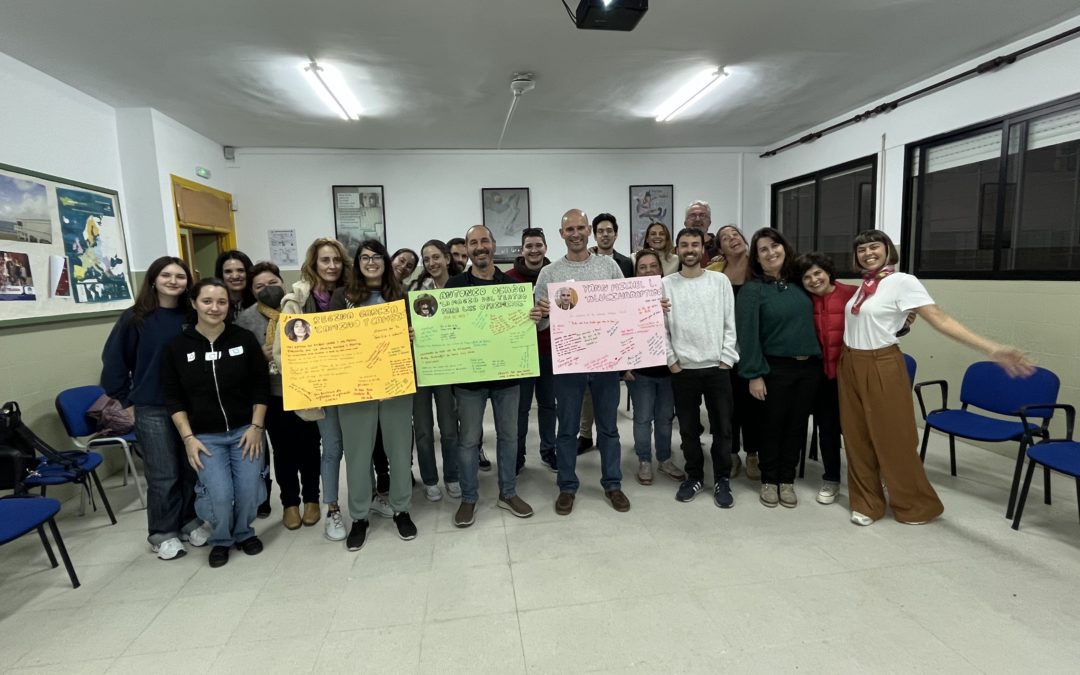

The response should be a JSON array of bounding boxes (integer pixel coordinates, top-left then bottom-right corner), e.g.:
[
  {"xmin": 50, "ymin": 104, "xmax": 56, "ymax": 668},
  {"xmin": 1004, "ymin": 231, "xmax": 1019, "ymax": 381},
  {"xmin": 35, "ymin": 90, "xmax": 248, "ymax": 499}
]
[{"xmin": 549, "ymin": 276, "xmax": 667, "ymax": 374}]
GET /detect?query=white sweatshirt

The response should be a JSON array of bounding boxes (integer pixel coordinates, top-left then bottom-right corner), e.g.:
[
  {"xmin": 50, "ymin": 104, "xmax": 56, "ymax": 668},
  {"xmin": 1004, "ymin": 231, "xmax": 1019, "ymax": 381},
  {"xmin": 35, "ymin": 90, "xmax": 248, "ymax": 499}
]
[{"xmin": 661, "ymin": 270, "xmax": 739, "ymax": 369}]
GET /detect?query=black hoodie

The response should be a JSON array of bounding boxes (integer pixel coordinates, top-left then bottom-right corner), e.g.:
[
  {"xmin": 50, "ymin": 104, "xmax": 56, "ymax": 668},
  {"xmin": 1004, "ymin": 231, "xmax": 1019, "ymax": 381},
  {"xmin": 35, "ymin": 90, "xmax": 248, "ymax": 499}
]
[{"xmin": 161, "ymin": 323, "xmax": 270, "ymax": 435}]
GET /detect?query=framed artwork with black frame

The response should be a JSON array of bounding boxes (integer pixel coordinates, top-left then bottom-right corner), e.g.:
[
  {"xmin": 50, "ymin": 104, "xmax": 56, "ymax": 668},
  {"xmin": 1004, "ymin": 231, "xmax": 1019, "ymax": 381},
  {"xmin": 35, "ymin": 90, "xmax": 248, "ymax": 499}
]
[
  {"xmin": 332, "ymin": 185, "xmax": 386, "ymax": 259},
  {"xmin": 481, "ymin": 187, "xmax": 530, "ymax": 262},
  {"xmin": 628, "ymin": 184, "xmax": 674, "ymax": 251}
]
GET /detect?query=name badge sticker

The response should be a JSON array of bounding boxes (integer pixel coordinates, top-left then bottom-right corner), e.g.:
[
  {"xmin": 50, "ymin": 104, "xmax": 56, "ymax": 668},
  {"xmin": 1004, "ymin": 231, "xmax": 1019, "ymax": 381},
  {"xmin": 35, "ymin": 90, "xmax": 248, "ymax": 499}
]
[
  {"xmin": 204, "ymin": 351, "xmax": 221, "ymax": 361},
  {"xmin": 228, "ymin": 346, "xmax": 244, "ymax": 357},
  {"xmin": 186, "ymin": 352, "xmax": 196, "ymax": 362}
]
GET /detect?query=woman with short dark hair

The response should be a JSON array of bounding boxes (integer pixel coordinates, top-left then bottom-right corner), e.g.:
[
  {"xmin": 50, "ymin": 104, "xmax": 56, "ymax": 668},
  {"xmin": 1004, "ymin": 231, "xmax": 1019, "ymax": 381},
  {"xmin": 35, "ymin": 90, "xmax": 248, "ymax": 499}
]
[{"xmin": 839, "ymin": 230, "xmax": 1033, "ymax": 526}]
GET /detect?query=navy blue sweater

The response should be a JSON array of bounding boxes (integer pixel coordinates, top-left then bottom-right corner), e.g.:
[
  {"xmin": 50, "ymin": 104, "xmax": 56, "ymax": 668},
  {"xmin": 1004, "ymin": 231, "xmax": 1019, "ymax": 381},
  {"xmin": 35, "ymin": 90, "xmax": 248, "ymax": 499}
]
[{"xmin": 100, "ymin": 307, "xmax": 187, "ymax": 407}]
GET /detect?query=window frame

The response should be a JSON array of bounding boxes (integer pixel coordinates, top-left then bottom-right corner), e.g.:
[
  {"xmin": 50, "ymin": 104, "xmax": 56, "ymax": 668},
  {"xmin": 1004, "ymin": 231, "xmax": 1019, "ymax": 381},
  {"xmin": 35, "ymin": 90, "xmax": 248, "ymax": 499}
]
[
  {"xmin": 770, "ymin": 154, "xmax": 878, "ymax": 265},
  {"xmin": 901, "ymin": 92, "xmax": 1080, "ymax": 281}
]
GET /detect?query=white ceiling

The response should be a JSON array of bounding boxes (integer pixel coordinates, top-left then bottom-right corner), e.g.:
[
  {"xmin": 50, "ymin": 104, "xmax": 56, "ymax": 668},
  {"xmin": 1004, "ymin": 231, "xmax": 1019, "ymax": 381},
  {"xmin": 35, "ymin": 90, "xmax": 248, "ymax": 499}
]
[{"xmin": 2, "ymin": 0, "xmax": 1080, "ymax": 150}]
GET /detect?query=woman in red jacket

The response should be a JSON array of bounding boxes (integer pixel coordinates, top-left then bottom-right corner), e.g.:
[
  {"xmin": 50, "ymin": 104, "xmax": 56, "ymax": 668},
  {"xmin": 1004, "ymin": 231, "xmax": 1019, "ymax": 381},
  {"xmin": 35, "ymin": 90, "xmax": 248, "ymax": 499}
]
[{"xmin": 795, "ymin": 253, "xmax": 856, "ymax": 506}]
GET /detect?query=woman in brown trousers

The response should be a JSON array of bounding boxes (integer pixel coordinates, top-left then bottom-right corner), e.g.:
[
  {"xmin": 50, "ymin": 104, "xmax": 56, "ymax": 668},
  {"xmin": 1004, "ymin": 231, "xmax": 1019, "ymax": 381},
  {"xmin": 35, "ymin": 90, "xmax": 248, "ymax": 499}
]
[{"xmin": 838, "ymin": 230, "xmax": 1033, "ymax": 526}]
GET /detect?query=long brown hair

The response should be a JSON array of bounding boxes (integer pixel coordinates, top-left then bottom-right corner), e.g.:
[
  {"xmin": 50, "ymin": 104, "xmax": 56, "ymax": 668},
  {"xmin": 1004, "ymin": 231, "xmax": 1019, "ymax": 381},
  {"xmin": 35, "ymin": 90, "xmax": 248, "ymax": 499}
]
[
  {"xmin": 300, "ymin": 238, "xmax": 352, "ymax": 290},
  {"xmin": 642, "ymin": 222, "xmax": 674, "ymax": 256},
  {"xmin": 131, "ymin": 256, "xmax": 192, "ymax": 326},
  {"xmin": 345, "ymin": 239, "xmax": 403, "ymax": 305}
]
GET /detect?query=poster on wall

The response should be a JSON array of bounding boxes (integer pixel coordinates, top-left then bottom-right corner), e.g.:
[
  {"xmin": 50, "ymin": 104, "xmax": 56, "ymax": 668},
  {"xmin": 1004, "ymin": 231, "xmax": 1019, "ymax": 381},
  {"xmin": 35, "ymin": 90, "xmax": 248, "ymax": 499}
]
[
  {"xmin": 49, "ymin": 254, "xmax": 70, "ymax": 298},
  {"xmin": 0, "ymin": 174, "xmax": 52, "ymax": 244},
  {"xmin": 57, "ymin": 188, "xmax": 132, "ymax": 304},
  {"xmin": 629, "ymin": 184, "xmax": 674, "ymax": 251},
  {"xmin": 0, "ymin": 250, "xmax": 36, "ymax": 301},
  {"xmin": 482, "ymin": 187, "xmax": 530, "ymax": 262},
  {"xmin": 268, "ymin": 229, "xmax": 298, "ymax": 267},
  {"xmin": 333, "ymin": 185, "xmax": 386, "ymax": 259}
]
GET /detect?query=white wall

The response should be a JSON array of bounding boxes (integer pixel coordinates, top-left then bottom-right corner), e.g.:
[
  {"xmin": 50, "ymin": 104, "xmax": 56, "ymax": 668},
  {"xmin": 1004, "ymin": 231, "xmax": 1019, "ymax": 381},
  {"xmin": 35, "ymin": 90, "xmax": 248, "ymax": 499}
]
[
  {"xmin": 0, "ymin": 51, "xmax": 125, "ymax": 222},
  {"xmin": 742, "ymin": 15, "xmax": 1080, "ymax": 236},
  {"xmin": 230, "ymin": 148, "xmax": 755, "ymax": 266}
]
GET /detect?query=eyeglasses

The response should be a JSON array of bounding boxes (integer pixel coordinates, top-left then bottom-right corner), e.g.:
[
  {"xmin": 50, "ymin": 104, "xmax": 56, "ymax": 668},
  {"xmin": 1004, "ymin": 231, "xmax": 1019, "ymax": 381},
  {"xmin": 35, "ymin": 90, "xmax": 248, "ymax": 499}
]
[{"xmin": 358, "ymin": 255, "xmax": 383, "ymax": 264}]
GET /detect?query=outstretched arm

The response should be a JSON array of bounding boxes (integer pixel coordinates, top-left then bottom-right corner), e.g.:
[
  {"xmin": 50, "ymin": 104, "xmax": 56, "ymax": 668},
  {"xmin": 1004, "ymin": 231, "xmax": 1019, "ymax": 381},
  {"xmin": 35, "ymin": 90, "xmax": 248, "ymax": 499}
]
[{"xmin": 915, "ymin": 304, "xmax": 1034, "ymax": 377}]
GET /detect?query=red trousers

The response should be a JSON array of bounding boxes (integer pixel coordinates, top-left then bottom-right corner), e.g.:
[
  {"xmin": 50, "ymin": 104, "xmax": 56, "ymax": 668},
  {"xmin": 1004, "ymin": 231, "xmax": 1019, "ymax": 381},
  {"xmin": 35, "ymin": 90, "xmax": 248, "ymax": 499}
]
[{"xmin": 838, "ymin": 345, "xmax": 944, "ymax": 523}]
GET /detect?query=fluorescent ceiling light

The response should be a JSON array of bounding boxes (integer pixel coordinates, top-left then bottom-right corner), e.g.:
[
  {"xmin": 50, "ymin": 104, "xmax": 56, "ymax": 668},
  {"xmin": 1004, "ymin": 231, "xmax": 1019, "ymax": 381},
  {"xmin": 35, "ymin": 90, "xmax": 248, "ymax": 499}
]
[
  {"xmin": 302, "ymin": 60, "xmax": 362, "ymax": 120},
  {"xmin": 654, "ymin": 67, "xmax": 729, "ymax": 122}
]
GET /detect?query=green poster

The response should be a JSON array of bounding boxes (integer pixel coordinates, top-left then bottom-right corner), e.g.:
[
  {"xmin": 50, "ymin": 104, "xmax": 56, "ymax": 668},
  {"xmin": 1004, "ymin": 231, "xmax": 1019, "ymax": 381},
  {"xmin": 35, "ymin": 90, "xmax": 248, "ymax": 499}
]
[{"xmin": 409, "ymin": 283, "xmax": 540, "ymax": 386}]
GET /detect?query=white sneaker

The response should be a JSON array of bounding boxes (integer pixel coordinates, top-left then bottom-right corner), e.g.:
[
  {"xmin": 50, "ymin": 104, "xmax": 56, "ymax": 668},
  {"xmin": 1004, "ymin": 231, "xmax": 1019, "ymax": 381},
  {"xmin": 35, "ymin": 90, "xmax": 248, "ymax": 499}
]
[
  {"xmin": 370, "ymin": 493, "xmax": 394, "ymax": 518},
  {"xmin": 850, "ymin": 511, "xmax": 874, "ymax": 526},
  {"xmin": 184, "ymin": 522, "xmax": 212, "ymax": 547},
  {"xmin": 445, "ymin": 481, "xmax": 462, "ymax": 499},
  {"xmin": 324, "ymin": 508, "xmax": 346, "ymax": 541},
  {"xmin": 816, "ymin": 481, "xmax": 840, "ymax": 505},
  {"xmin": 424, "ymin": 484, "xmax": 443, "ymax": 502},
  {"xmin": 152, "ymin": 537, "xmax": 187, "ymax": 561}
]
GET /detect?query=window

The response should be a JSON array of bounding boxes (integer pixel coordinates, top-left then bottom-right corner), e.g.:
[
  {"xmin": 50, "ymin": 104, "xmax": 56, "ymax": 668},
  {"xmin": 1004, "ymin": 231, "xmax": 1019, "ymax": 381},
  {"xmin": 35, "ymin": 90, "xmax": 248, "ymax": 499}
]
[
  {"xmin": 772, "ymin": 156, "xmax": 876, "ymax": 273},
  {"xmin": 904, "ymin": 94, "xmax": 1080, "ymax": 279}
]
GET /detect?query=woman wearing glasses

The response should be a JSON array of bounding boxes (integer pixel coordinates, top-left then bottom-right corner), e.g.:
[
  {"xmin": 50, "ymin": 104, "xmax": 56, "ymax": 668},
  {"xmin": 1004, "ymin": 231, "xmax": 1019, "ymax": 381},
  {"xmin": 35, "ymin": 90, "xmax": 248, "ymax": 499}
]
[{"xmin": 735, "ymin": 227, "xmax": 821, "ymax": 509}]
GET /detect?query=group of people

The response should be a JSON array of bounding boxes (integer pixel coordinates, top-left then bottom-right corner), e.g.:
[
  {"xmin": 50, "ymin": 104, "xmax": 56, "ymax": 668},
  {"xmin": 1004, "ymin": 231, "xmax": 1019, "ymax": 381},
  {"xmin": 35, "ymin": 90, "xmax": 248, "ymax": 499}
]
[{"xmin": 100, "ymin": 199, "xmax": 1035, "ymax": 567}]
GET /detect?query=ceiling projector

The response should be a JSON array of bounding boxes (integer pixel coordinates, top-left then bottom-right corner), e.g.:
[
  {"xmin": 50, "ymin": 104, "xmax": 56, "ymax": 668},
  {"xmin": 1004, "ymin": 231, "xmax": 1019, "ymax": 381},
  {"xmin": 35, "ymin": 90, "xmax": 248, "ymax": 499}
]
[{"xmin": 574, "ymin": 0, "xmax": 648, "ymax": 31}]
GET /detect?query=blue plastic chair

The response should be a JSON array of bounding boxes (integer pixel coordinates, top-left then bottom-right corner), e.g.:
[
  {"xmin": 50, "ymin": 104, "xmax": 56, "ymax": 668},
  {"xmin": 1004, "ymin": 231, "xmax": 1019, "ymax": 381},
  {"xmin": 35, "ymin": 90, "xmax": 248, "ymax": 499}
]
[
  {"xmin": 0, "ymin": 496, "xmax": 80, "ymax": 588},
  {"xmin": 1011, "ymin": 404, "xmax": 1080, "ymax": 531},
  {"xmin": 55, "ymin": 385, "xmax": 144, "ymax": 508},
  {"xmin": 23, "ymin": 451, "xmax": 118, "ymax": 525},
  {"xmin": 914, "ymin": 362, "xmax": 1059, "ymax": 516}
]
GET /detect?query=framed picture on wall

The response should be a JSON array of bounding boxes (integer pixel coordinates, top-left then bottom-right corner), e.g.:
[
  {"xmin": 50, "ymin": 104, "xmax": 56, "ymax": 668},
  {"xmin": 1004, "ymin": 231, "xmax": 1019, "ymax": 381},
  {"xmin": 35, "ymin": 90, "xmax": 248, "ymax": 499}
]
[
  {"xmin": 481, "ymin": 187, "xmax": 530, "ymax": 262},
  {"xmin": 628, "ymin": 184, "xmax": 674, "ymax": 251},
  {"xmin": 333, "ymin": 185, "xmax": 386, "ymax": 259}
]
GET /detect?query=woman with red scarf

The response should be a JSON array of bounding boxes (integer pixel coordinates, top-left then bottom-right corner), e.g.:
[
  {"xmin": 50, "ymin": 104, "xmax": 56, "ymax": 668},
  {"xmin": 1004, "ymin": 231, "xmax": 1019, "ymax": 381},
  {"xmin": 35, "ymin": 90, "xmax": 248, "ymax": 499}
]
[{"xmin": 838, "ymin": 230, "xmax": 1034, "ymax": 527}]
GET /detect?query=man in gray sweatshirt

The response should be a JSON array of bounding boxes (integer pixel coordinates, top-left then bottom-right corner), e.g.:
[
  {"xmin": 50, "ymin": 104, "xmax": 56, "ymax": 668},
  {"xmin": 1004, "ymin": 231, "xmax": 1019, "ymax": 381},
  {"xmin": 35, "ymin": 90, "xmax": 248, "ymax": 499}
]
[
  {"xmin": 662, "ymin": 227, "xmax": 738, "ymax": 508},
  {"xmin": 535, "ymin": 209, "xmax": 629, "ymax": 516}
]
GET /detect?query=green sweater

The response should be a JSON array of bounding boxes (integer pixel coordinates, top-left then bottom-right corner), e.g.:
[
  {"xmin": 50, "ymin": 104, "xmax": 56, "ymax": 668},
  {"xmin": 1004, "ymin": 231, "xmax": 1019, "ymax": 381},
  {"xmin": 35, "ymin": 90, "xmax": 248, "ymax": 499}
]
[{"xmin": 735, "ymin": 279, "xmax": 821, "ymax": 380}]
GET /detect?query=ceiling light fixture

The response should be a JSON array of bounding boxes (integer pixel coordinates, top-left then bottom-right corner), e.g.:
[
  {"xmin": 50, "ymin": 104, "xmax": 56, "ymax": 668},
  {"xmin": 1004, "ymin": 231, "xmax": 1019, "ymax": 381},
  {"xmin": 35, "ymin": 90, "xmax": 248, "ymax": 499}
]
[
  {"xmin": 653, "ymin": 67, "xmax": 729, "ymax": 123},
  {"xmin": 301, "ymin": 60, "xmax": 362, "ymax": 121}
]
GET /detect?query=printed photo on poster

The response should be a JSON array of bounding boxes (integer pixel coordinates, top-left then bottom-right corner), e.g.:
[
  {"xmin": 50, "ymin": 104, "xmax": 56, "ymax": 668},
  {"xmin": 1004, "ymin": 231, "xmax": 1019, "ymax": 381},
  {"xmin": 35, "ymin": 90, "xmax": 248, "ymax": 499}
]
[
  {"xmin": 57, "ymin": 188, "xmax": 132, "ymax": 304},
  {"xmin": 0, "ymin": 250, "xmax": 36, "ymax": 301},
  {"xmin": 548, "ymin": 276, "xmax": 667, "ymax": 375},
  {"xmin": 629, "ymin": 184, "xmax": 674, "ymax": 251},
  {"xmin": 0, "ymin": 173, "xmax": 52, "ymax": 244},
  {"xmin": 49, "ymin": 254, "xmax": 70, "ymax": 298},
  {"xmin": 333, "ymin": 185, "xmax": 386, "ymax": 259},
  {"xmin": 481, "ymin": 187, "xmax": 530, "ymax": 263}
]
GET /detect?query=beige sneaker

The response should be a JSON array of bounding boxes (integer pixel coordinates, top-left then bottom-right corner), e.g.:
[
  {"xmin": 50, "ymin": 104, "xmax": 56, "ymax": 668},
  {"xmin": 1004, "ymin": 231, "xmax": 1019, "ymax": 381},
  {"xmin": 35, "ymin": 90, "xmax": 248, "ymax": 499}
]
[
  {"xmin": 759, "ymin": 483, "xmax": 779, "ymax": 508},
  {"xmin": 729, "ymin": 453, "xmax": 742, "ymax": 479},
  {"xmin": 636, "ymin": 461, "xmax": 653, "ymax": 485},
  {"xmin": 779, "ymin": 483, "xmax": 797, "ymax": 508},
  {"xmin": 745, "ymin": 453, "xmax": 761, "ymax": 480},
  {"xmin": 657, "ymin": 459, "xmax": 687, "ymax": 481}
]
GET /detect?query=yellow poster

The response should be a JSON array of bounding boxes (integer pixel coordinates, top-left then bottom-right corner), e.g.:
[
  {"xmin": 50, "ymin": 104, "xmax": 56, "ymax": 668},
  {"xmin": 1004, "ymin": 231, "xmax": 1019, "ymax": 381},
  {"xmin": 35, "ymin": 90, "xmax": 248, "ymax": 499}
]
[{"xmin": 280, "ymin": 301, "xmax": 416, "ymax": 410}]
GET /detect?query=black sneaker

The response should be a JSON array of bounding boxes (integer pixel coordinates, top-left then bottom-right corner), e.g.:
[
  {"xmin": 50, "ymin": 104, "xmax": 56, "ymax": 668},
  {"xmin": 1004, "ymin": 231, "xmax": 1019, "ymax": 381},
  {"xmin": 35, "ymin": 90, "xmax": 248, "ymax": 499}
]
[
  {"xmin": 346, "ymin": 519, "xmax": 369, "ymax": 551},
  {"xmin": 714, "ymin": 479, "xmax": 734, "ymax": 509},
  {"xmin": 576, "ymin": 436, "xmax": 595, "ymax": 454},
  {"xmin": 208, "ymin": 545, "xmax": 230, "ymax": 568},
  {"xmin": 394, "ymin": 512, "xmax": 418, "ymax": 541},
  {"xmin": 478, "ymin": 447, "xmax": 492, "ymax": 472},
  {"xmin": 541, "ymin": 454, "xmax": 558, "ymax": 473},
  {"xmin": 675, "ymin": 479, "xmax": 703, "ymax": 503},
  {"xmin": 256, "ymin": 500, "xmax": 272, "ymax": 519}
]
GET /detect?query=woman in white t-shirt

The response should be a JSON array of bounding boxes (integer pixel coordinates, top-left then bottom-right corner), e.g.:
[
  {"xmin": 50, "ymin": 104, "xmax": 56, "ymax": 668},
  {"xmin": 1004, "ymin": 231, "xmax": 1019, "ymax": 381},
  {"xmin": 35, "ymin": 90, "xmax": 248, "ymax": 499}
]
[{"xmin": 838, "ymin": 230, "xmax": 1033, "ymax": 527}]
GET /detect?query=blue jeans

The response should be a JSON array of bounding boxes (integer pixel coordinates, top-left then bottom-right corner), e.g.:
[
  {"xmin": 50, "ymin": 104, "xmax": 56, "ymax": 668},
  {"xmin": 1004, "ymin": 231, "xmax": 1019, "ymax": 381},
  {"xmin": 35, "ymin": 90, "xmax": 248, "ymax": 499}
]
[
  {"xmin": 413, "ymin": 385, "xmax": 460, "ymax": 486},
  {"xmin": 455, "ymin": 384, "xmax": 519, "ymax": 503},
  {"xmin": 553, "ymin": 372, "xmax": 623, "ymax": 493},
  {"xmin": 317, "ymin": 406, "xmax": 344, "ymax": 504},
  {"xmin": 627, "ymin": 373, "xmax": 674, "ymax": 462},
  {"xmin": 193, "ymin": 427, "xmax": 268, "ymax": 547},
  {"xmin": 517, "ymin": 352, "xmax": 556, "ymax": 469},
  {"xmin": 134, "ymin": 405, "xmax": 199, "ymax": 546}
]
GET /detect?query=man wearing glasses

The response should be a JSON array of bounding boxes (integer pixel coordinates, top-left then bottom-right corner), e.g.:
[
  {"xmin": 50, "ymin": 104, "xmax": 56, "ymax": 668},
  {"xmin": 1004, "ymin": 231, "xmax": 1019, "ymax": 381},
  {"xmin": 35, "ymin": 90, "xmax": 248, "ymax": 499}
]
[{"xmin": 684, "ymin": 200, "xmax": 718, "ymax": 261}]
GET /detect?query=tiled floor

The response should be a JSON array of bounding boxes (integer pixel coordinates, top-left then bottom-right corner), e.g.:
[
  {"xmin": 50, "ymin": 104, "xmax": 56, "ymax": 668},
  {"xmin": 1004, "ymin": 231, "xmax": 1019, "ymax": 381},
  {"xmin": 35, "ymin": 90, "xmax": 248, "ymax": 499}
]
[{"xmin": 3, "ymin": 405, "xmax": 1080, "ymax": 674}]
